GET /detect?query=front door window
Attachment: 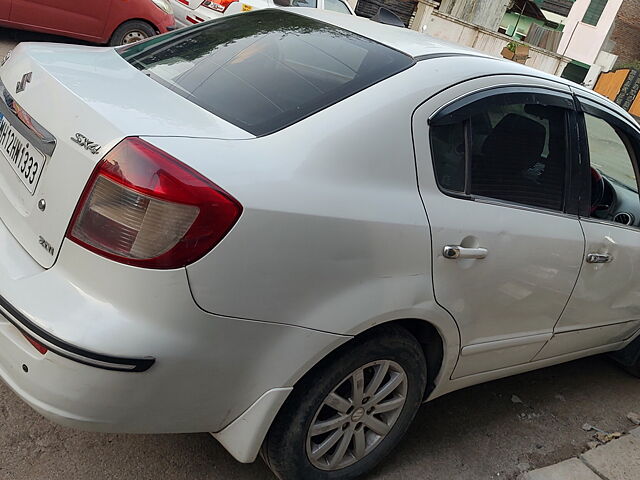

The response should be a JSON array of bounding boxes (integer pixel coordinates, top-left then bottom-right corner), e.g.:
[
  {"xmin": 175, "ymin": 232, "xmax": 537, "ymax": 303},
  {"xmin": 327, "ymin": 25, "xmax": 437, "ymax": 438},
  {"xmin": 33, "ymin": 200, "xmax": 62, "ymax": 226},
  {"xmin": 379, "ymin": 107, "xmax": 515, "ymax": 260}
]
[{"xmin": 585, "ymin": 113, "xmax": 640, "ymax": 227}]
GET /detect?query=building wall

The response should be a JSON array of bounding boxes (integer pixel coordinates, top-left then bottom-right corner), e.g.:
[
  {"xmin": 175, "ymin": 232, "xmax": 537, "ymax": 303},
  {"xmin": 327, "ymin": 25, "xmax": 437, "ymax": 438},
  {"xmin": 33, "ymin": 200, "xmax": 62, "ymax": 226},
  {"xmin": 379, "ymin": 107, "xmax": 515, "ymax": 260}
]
[
  {"xmin": 438, "ymin": 0, "xmax": 509, "ymax": 30},
  {"xmin": 500, "ymin": 12, "xmax": 566, "ymax": 40},
  {"xmin": 557, "ymin": 0, "xmax": 623, "ymax": 64},
  {"xmin": 415, "ymin": 10, "xmax": 571, "ymax": 76},
  {"xmin": 609, "ymin": 0, "xmax": 640, "ymax": 66}
]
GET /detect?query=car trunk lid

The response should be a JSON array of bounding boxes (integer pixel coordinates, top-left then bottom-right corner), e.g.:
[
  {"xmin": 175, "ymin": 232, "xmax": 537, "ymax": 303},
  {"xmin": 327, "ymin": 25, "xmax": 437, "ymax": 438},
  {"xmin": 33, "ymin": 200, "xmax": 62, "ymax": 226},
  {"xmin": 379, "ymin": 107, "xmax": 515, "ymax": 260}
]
[{"xmin": 0, "ymin": 42, "xmax": 250, "ymax": 268}]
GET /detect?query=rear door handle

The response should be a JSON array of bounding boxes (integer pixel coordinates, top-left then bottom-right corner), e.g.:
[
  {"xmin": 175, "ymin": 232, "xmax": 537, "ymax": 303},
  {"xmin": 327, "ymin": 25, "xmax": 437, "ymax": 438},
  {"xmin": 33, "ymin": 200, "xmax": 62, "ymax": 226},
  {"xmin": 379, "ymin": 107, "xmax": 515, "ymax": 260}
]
[
  {"xmin": 586, "ymin": 253, "xmax": 612, "ymax": 264},
  {"xmin": 443, "ymin": 245, "xmax": 488, "ymax": 259}
]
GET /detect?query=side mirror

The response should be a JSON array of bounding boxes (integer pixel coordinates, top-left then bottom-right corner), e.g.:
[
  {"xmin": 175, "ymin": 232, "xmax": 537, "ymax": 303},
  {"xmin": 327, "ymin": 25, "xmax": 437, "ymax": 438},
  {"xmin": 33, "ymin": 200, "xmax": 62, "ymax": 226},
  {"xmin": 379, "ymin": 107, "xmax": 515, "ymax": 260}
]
[{"xmin": 371, "ymin": 7, "xmax": 405, "ymax": 28}]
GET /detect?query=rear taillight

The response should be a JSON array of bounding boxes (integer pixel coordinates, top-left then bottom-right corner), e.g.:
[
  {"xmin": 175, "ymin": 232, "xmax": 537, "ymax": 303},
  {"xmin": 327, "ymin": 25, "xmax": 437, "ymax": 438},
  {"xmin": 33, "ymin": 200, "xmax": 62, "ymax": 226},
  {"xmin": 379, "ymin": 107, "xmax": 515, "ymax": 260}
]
[
  {"xmin": 67, "ymin": 137, "xmax": 242, "ymax": 269},
  {"xmin": 201, "ymin": 0, "xmax": 237, "ymax": 12}
]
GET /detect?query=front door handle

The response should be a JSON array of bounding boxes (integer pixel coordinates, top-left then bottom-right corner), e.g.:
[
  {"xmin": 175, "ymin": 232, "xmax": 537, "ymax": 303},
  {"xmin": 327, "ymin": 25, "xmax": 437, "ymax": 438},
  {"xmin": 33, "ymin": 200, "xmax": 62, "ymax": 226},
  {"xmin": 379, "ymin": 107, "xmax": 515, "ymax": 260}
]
[
  {"xmin": 586, "ymin": 253, "xmax": 612, "ymax": 264},
  {"xmin": 443, "ymin": 245, "xmax": 488, "ymax": 259}
]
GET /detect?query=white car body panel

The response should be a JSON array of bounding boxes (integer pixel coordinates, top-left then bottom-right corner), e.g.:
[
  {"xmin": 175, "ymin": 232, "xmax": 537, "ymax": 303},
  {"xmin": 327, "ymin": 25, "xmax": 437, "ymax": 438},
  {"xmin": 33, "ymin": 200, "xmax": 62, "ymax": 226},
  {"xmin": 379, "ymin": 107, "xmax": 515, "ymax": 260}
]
[
  {"xmin": 0, "ymin": 8, "xmax": 639, "ymax": 467},
  {"xmin": 182, "ymin": 58, "xmax": 489, "ymax": 332}
]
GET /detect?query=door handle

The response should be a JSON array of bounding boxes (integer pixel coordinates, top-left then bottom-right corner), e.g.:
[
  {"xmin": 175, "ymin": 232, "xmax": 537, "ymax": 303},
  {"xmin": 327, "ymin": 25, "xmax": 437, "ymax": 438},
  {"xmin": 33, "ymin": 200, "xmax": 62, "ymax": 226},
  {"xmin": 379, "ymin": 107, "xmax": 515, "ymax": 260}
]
[
  {"xmin": 443, "ymin": 245, "xmax": 488, "ymax": 259},
  {"xmin": 586, "ymin": 253, "xmax": 612, "ymax": 264}
]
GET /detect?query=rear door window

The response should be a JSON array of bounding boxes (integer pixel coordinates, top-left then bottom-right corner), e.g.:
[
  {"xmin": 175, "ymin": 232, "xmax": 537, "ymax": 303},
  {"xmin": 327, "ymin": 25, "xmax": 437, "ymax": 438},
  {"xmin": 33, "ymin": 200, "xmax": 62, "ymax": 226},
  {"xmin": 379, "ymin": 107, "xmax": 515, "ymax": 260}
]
[
  {"xmin": 431, "ymin": 93, "xmax": 572, "ymax": 212},
  {"xmin": 120, "ymin": 10, "xmax": 413, "ymax": 136}
]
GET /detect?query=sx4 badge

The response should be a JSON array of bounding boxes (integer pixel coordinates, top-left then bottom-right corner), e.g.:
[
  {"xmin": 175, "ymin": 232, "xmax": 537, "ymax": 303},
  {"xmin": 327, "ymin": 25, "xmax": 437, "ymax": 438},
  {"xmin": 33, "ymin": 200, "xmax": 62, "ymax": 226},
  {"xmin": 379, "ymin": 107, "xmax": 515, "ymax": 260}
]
[{"xmin": 71, "ymin": 133, "xmax": 101, "ymax": 155}]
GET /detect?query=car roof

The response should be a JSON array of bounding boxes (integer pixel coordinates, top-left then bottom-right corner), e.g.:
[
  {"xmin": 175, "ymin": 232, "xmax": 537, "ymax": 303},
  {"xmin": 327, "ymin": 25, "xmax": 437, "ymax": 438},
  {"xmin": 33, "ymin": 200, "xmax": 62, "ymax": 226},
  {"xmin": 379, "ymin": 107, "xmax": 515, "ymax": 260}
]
[{"xmin": 286, "ymin": 7, "xmax": 488, "ymax": 59}]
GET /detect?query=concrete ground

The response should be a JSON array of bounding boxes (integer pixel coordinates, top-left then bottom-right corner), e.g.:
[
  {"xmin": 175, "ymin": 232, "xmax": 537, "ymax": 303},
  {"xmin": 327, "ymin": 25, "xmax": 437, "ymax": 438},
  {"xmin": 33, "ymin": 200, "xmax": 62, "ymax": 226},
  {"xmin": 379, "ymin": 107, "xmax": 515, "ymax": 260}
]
[
  {"xmin": 1, "ymin": 26, "xmax": 640, "ymax": 480},
  {"xmin": 3, "ymin": 355, "xmax": 640, "ymax": 480},
  {"xmin": 521, "ymin": 428, "xmax": 640, "ymax": 480}
]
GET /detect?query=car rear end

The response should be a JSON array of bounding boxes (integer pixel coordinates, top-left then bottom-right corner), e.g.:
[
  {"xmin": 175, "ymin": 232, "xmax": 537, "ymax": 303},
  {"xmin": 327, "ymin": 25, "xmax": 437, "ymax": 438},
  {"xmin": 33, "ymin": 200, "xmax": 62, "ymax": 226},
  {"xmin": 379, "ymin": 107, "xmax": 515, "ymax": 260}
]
[
  {"xmin": 0, "ymin": 9, "xmax": 424, "ymax": 466},
  {"xmin": 0, "ymin": 34, "xmax": 357, "ymax": 435}
]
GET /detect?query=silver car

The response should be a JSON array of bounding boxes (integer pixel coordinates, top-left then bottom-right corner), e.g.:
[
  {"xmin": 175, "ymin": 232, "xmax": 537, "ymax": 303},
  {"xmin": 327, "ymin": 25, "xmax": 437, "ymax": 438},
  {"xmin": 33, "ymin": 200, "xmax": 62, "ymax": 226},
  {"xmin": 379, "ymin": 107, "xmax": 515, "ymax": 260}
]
[{"xmin": 0, "ymin": 8, "xmax": 639, "ymax": 480}]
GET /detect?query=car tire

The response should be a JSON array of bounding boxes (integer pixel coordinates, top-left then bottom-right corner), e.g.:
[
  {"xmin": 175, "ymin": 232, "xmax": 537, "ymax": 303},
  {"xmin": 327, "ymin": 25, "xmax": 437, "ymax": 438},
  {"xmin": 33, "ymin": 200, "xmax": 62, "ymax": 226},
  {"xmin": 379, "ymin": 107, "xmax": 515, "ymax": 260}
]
[
  {"xmin": 261, "ymin": 325, "xmax": 427, "ymax": 480},
  {"xmin": 109, "ymin": 21, "xmax": 156, "ymax": 46}
]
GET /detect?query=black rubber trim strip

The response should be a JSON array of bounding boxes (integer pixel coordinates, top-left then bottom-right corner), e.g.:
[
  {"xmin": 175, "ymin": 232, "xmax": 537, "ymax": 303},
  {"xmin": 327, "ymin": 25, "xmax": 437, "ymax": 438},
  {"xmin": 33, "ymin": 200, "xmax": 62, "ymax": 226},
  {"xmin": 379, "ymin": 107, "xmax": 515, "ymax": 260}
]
[
  {"xmin": 0, "ymin": 294, "xmax": 155, "ymax": 372},
  {"xmin": 414, "ymin": 52, "xmax": 479, "ymax": 61}
]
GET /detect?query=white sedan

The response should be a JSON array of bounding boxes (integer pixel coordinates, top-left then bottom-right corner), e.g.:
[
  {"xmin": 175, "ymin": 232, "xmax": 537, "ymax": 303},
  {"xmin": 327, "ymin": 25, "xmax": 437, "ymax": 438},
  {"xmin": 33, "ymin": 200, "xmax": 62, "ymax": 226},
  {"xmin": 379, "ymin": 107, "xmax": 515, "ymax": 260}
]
[
  {"xmin": 171, "ymin": 0, "xmax": 354, "ymax": 27},
  {"xmin": 1, "ymin": 8, "xmax": 640, "ymax": 480}
]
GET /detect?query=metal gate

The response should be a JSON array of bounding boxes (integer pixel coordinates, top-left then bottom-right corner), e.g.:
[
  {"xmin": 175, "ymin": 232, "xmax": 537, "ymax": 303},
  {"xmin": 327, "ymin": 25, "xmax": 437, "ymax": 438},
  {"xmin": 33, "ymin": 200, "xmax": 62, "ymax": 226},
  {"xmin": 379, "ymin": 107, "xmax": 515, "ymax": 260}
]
[{"xmin": 594, "ymin": 69, "xmax": 640, "ymax": 120}]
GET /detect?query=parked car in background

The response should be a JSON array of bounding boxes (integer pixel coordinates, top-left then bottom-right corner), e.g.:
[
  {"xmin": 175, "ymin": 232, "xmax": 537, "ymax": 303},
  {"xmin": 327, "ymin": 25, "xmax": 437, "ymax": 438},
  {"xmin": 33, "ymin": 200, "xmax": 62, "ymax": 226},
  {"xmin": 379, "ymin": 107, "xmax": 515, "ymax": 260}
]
[
  {"xmin": 1, "ymin": 7, "xmax": 640, "ymax": 480},
  {"xmin": 171, "ymin": 0, "xmax": 353, "ymax": 27},
  {"xmin": 0, "ymin": 0, "xmax": 175, "ymax": 45}
]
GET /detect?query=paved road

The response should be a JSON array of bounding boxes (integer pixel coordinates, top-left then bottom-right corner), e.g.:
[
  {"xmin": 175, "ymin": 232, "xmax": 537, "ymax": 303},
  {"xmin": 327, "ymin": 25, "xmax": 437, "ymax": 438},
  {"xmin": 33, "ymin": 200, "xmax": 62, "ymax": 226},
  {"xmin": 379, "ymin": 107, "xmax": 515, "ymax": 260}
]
[
  {"xmin": 3, "ymin": 354, "xmax": 640, "ymax": 480},
  {"xmin": 1, "ymin": 28, "xmax": 640, "ymax": 480}
]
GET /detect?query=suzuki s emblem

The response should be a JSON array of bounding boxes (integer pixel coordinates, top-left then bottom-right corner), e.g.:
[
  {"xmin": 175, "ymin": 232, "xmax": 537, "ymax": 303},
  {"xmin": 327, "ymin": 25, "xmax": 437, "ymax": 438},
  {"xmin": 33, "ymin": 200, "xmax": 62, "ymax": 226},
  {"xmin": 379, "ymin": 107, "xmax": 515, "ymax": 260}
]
[
  {"xmin": 15, "ymin": 72, "xmax": 32, "ymax": 93},
  {"xmin": 71, "ymin": 133, "xmax": 102, "ymax": 155}
]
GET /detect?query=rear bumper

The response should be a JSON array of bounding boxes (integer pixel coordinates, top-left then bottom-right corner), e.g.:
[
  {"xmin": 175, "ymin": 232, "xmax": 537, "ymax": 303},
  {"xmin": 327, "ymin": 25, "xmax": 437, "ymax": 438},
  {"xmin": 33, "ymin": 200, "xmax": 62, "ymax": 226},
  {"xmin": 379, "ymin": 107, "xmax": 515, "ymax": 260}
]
[
  {"xmin": 0, "ymin": 219, "xmax": 347, "ymax": 434},
  {"xmin": 0, "ymin": 294, "xmax": 154, "ymax": 372}
]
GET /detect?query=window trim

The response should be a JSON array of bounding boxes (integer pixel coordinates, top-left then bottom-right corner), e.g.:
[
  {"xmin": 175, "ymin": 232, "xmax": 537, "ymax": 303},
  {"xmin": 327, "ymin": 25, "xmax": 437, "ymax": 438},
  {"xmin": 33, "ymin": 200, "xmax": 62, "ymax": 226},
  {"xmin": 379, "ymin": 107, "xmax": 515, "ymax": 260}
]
[
  {"xmin": 429, "ymin": 86, "xmax": 575, "ymax": 127},
  {"xmin": 575, "ymin": 96, "xmax": 640, "ymax": 224},
  {"xmin": 428, "ymin": 86, "xmax": 578, "ymax": 215}
]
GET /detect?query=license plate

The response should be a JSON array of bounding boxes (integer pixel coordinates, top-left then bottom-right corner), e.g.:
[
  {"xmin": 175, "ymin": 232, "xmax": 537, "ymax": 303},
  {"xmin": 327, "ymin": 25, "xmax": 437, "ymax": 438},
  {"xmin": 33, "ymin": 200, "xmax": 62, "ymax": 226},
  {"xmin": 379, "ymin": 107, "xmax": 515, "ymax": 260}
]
[{"xmin": 0, "ymin": 115, "xmax": 46, "ymax": 194}]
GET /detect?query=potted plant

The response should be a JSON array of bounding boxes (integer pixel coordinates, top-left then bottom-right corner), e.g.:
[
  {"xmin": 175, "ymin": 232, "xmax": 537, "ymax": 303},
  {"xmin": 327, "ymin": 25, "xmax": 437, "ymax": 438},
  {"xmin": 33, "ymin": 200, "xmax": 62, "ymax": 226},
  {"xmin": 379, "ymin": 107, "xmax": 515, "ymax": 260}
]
[
  {"xmin": 501, "ymin": 41, "xmax": 517, "ymax": 60},
  {"xmin": 501, "ymin": 41, "xmax": 529, "ymax": 64}
]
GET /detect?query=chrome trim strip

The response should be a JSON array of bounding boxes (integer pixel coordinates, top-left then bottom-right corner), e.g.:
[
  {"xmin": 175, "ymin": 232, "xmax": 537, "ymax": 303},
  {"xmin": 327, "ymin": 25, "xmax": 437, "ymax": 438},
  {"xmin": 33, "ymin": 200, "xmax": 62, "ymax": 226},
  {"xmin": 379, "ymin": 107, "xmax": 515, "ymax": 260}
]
[
  {"xmin": 580, "ymin": 216, "xmax": 640, "ymax": 232},
  {"xmin": 460, "ymin": 333, "xmax": 552, "ymax": 356},
  {"xmin": 473, "ymin": 197, "xmax": 580, "ymax": 220},
  {"xmin": 553, "ymin": 318, "xmax": 640, "ymax": 335},
  {"xmin": 0, "ymin": 78, "xmax": 56, "ymax": 156}
]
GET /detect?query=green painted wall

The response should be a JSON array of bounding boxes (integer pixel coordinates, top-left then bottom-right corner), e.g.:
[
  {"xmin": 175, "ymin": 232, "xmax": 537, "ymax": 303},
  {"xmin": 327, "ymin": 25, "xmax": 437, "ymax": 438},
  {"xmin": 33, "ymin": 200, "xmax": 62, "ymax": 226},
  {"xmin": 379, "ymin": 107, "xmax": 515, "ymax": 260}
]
[{"xmin": 500, "ymin": 12, "xmax": 565, "ymax": 40}]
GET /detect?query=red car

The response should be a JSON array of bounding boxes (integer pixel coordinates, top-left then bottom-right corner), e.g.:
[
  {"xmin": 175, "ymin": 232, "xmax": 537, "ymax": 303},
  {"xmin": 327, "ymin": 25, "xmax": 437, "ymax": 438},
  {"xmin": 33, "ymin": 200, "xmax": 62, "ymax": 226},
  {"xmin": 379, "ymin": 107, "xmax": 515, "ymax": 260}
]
[{"xmin": 0, "ymin": 0, "xmax": 175, "ymax": 45}]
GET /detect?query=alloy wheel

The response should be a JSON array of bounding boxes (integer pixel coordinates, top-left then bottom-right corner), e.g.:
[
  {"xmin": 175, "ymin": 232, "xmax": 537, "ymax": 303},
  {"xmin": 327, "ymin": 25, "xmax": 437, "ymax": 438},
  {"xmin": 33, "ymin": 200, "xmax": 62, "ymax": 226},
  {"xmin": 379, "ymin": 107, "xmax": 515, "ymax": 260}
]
[{"xmin": 306, "ymin": 360, "xmax": 408, "ymax": 471}]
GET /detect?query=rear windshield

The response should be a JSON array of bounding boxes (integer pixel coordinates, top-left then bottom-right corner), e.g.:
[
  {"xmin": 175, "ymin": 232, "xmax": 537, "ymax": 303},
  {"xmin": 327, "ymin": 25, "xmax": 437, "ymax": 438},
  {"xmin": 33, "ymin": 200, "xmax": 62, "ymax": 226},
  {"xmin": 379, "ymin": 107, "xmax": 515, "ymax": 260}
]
[{"xmin": 119, "ymin": 10, "xmax": 413, "ymax": 136}]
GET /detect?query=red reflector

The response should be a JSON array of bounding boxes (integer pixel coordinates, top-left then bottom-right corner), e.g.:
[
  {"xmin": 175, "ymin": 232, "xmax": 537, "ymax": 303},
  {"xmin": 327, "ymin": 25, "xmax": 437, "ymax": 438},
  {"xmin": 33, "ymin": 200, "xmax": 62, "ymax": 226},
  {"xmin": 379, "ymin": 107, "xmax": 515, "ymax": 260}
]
[
  {"xmin": 186, "ymin": 15, "xmax": 198, "ymax": 23},
  {"xmin": 22, "ymin": 332, "xmax": 48, "ymax": 355}
]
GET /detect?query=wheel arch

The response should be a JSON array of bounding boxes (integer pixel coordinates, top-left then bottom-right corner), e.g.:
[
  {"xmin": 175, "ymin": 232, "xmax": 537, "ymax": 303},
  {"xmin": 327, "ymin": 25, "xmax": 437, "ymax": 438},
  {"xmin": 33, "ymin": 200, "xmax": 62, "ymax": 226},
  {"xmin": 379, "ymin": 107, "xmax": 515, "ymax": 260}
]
[
  {"xmin": 289, "ymin": 312, "xmax": 460, "ymax": 405},
  {"xmin": 213, "ymin": 315, "xmax": 459, "ymax": 464}
]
